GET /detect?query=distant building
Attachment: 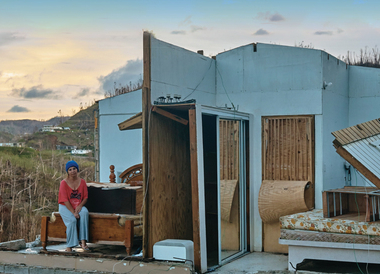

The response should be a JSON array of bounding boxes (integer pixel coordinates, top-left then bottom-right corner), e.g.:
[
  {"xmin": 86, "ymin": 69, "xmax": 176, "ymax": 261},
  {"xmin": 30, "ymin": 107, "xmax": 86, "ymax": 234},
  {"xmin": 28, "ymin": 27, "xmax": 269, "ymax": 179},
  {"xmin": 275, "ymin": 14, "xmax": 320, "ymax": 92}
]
[
  {"xmin": 0, "ymin": 142, "xmax": 25, "ymax": 148},
  {"xmin": 42, "ymin": 125, "xmax": 63, "ymax": 132},
  {"xmin": 71, "ymin": 149, "xmax": 92, "ymax": 155},
  {"xmin": 56, "ymin": 145, "xmax": 77, "ymax": 150}
]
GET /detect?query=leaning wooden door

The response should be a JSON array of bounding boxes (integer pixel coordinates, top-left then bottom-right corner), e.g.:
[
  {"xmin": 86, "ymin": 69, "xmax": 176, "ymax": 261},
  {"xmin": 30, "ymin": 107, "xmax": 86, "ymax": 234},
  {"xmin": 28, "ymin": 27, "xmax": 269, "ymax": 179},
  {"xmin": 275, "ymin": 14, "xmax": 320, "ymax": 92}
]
[{"xmin": 262, "ymin": 115, "xmax": 315, "ymax": 252}]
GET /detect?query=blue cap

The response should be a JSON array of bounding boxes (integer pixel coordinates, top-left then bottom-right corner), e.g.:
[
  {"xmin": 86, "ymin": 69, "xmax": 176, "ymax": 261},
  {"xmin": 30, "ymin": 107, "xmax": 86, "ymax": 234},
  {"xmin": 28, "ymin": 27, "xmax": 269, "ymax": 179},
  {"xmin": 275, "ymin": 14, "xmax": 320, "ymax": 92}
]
[{"xmin": 66, "ymin": 160, "xmax": 79, "ymax": 173}]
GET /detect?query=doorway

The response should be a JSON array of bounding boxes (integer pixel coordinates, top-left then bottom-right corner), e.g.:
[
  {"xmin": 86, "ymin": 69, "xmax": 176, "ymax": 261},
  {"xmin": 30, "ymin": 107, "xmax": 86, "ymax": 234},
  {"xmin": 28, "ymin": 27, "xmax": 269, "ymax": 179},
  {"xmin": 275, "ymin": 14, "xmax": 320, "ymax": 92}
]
[{"xmin": 203, "ymin": 113, "xmax": 248, "ymax": 268}]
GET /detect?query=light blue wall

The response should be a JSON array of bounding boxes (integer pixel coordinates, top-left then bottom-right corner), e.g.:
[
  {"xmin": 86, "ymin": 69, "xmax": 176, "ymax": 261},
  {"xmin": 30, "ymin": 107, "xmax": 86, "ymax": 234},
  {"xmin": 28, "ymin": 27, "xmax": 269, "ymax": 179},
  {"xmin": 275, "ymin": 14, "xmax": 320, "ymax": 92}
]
[
  {"xmin": 215, "ymin": 43, "xmax": 324, "ymax": 251},
  {"xmin": 349, "ymin": 66, "xmax": 380, "ymax": 126},
  {"xmin": 150, "ymin": 37, "xmax": 216, "ymax": 106},
  {"xmin": 321, "ymin": 52, "xmax": 349, "ymax": 194},
  {"xmin": 98, "ymin": 90, "xmax": 142, "ymax": 183}
]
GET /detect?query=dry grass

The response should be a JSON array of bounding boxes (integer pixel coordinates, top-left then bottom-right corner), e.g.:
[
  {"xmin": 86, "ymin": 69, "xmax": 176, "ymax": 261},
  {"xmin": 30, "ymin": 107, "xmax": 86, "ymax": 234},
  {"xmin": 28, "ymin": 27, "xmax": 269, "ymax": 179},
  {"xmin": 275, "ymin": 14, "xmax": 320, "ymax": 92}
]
[{"xmin": 0, "ymin": 147, "xmax": 94, "ymax": 242}]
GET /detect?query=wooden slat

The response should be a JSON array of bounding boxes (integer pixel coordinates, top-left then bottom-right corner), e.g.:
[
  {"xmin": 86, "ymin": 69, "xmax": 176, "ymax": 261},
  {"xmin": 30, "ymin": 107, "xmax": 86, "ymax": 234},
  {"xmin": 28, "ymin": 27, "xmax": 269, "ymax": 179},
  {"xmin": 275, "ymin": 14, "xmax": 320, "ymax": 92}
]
[
  {"xmin": 332, "ymin": 118, "xmax": 380, "ymax": 145},
  {"xmin": 142, "ymin": 31, "xmax": 151, "ymax": 259},
  {"xmin": 152, "ymin": 106, "xmax": 188, "ymax": 125},
  {"xmin": 188, "ymin": 108, "xmax": 201, "ymax": 271}
]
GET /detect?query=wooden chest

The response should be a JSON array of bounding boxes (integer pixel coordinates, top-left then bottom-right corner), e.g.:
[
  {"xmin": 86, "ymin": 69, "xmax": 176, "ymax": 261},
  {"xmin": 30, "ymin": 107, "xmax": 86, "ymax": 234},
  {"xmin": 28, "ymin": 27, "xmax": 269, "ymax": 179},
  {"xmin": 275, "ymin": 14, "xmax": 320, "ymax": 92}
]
[{"xmin": 86, "ymin": 183, "xmax": 143, "ymax": 215}]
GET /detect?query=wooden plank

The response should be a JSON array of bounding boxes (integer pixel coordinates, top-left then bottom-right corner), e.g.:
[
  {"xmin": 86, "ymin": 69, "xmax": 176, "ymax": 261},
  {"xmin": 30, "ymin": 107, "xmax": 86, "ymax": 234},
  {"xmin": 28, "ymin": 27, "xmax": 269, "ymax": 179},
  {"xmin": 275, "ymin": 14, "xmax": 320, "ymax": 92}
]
[
  {"xmin": 188, "ymin": 108, "xmax": 201, "ymax": 272},
  {"xmin": 142, "ymin": 31, "xmax": 151, "ymax": 258},
  {"xmin": 152, "ymin": 106, "xmax": 189, "ymax": 125},
  {"xmin": 118, "ymin": 112, "xmax": 143, "ymax": 131},
  {"xmin": 148, "ymin": 111, "xmax": 193, "ymax": 258}
]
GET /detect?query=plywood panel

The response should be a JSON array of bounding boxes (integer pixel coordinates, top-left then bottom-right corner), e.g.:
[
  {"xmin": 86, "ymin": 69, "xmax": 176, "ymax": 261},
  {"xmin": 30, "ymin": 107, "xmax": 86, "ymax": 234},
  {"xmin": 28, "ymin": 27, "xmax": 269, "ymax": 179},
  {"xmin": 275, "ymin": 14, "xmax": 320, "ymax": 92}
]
[
  {"xmin": 147, "ymin": 111, "xmax": 193, "ymax": 257},
  {"xmin": 262, "ymin": 116, "xmax": 314, "ymax": 186},
  {"xmin": 262, "ymin": 115, "xmax": 314, "ymax": 253}
]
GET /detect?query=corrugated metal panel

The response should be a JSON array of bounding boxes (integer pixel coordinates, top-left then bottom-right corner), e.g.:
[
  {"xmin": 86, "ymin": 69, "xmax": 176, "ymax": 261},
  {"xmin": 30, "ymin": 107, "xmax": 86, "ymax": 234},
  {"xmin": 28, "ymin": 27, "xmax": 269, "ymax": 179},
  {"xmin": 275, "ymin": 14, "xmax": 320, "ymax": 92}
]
[
  {"xmin": 332, "ymin": 118, "xmax": 380, "ymax": 146},
  {"xmin": 344, "ymin": 133, "xmax": 380, "ymax": 179}
]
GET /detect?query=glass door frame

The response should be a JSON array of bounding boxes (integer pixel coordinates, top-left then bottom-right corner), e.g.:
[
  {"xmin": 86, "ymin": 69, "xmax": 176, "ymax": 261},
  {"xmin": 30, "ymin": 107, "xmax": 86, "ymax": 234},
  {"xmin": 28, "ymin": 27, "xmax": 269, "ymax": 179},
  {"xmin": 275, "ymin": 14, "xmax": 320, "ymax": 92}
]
[{"xmin": 201, "ymin": 105, "xmax": 248, "ymax": 266}]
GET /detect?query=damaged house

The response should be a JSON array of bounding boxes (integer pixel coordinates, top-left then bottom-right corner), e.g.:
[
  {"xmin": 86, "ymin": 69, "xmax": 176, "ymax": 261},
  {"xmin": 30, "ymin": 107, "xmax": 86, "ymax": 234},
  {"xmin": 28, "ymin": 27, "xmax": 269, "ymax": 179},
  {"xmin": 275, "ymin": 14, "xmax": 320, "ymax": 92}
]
[{"xmin": 71, "ymin": 32, "xmax": 380, "ymax": 273}]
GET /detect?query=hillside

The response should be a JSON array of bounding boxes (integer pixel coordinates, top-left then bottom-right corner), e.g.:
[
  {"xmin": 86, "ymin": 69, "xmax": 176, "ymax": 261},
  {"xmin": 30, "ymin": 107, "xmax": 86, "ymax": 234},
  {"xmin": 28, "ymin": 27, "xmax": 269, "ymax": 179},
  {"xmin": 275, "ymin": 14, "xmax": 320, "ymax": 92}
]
[
  {"xmin": 61, "ymin": 103, "xmax": 98, "ymax": 130},
  {"xmin": 0, "ymin": 116, "xmax": 70, "ymax": 135},
  {"xmin": 0, "ymin": 131, "xmax": 14, "ymax": 143},
  {"xmin": 20, "ymin": 103, "xmax": 98, "ymax": 151}
]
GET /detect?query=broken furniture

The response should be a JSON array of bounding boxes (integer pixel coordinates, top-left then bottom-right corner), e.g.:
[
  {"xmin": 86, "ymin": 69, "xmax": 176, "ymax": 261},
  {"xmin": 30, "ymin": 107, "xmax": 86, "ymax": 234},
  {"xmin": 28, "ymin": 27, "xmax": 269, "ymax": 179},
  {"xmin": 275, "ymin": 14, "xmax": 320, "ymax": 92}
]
[
  {"xmin": 41, "ymin": 212, "xmax": 140, "ymax": 254},
  {"xmin": 119, "ymin": 163, "xmax": 143, "ymax": 185},
  {"xmin": 41, "ymin": 164, "xmax": 144, "ymax": 254},
  {"xmin": 280, "ymin": 118, "xmax": 380, "ymax": 269},
  {"xmin": 279, "ymin": 209, "xmax": 380, "ymax": 269},
  {"xmin": 323, "ymin": 186, "xmax": 380, "ymax": 222}
]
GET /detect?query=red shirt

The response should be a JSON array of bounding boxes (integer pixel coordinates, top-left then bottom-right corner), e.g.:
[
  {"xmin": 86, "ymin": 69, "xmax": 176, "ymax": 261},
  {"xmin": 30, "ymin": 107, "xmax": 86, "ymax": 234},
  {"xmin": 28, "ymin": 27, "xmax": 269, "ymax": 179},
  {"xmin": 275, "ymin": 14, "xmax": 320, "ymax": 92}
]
[{"xmin": 58, "ymin": 179, "xmax": 88, "ymax": 210}]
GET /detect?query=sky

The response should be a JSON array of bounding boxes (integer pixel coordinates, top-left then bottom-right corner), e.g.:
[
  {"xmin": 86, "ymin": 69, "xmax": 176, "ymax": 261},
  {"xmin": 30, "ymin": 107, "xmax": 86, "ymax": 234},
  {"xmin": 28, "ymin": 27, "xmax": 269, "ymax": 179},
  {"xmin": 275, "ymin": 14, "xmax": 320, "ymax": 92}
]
[{"xmin": 1, "ymin": 0, "xmax": 379, "ymax": 121}]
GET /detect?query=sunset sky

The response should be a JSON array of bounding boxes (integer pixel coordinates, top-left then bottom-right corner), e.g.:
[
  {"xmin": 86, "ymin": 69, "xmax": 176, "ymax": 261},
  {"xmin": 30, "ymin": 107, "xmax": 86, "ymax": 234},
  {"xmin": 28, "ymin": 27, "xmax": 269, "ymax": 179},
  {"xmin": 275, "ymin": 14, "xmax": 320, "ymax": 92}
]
[{"xmin": 1, "ymin": 0, "xmax": 379, "ymax": 121}]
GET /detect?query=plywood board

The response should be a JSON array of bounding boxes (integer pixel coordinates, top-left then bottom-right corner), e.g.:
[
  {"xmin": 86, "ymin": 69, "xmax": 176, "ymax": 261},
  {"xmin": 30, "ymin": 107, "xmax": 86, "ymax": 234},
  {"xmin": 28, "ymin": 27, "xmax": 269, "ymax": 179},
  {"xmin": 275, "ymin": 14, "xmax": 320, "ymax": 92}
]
[
  {"xmin": 261, "ymin": 115, "xmax": 315, "ymax": 253},
  {"xmin": 146, "ymin": 111, "xmax": 193, "ymax": 257}
]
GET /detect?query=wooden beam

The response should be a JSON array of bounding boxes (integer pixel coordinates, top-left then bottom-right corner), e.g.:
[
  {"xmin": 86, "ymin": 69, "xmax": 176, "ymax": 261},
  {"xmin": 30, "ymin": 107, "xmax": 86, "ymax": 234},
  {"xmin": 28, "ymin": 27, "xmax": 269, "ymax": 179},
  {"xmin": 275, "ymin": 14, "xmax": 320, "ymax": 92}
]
[
  {"xmin": 188, "ymin": 108, "xmax": 201, "ymax": 272},
  {"xmin": 142, "ymin": 31, "xmax": 151, "ymax": 258},
  {"xmin": 152, "ymin": 106, "xmax": 188, "ymax": 125},
  {"xmin": 118, "ymin": 112, "xmax": 142, "ymax": 131},
  {"xmin": 336, "ymin": 145, "xmax": 380, "ymax": 188}
]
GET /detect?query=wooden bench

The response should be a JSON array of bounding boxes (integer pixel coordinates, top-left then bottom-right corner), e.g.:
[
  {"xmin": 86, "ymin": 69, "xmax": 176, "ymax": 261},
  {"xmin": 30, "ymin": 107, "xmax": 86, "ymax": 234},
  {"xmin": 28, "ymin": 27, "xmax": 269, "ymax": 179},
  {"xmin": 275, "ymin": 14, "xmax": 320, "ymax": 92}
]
[
  {"xmin": 41, "ymin": 212, "xmax": 141, "ymax": 254},
  {"xmin": 41, "ymin": 164, "xmax": 144, "ymax": 255}
]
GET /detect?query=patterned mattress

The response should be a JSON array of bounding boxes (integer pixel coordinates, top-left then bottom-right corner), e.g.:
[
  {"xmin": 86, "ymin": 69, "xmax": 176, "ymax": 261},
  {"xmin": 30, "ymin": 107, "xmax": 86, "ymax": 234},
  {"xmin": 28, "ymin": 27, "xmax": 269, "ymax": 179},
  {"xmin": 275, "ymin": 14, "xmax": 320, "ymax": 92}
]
[{"xmin": 280, "ymin": 209, "xmax": 380, "ymax": 236}]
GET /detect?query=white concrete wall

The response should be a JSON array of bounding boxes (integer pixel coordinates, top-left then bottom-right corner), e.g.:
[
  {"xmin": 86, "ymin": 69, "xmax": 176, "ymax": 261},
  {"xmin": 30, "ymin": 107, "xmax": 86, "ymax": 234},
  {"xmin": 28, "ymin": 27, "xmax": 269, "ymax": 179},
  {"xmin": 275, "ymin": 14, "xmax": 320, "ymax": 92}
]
[
  {"xmin": 98, "ymin": 90, "xmax": 142, "ymax": 183},
  {"xmin": 321, "ymin": 52, "xmax": 349, "ymax": 194},
  {"xmin": 150, "ymin": 37, "xmax": 216, "ymax": 106},
  {"xmin": 349, "ymin": 66, "xmax": 380, "ymax": 126},
  {"xmin": 215, "ymin": 43, "xmax": 324, "ymax": 252}
]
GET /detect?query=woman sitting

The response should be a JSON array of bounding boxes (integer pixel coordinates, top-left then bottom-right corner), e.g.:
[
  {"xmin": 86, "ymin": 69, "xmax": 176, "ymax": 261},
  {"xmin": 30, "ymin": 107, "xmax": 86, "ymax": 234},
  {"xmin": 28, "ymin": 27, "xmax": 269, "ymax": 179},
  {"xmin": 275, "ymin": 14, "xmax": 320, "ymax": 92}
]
[{"xmin": 58, "ymin": 160, "xmax": 90, "ymax": 252}]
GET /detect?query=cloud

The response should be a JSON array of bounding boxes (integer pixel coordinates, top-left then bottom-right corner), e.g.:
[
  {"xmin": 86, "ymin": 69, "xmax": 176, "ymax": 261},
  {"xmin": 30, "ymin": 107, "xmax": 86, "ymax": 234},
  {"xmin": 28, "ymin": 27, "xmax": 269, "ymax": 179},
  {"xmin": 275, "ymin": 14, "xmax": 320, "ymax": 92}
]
[
  {"xmin": 253, "ymin": 29, "xmax": 270, "ymax": 35},
  {"xmin": 7, "ymin": 105, "xmax": 30, "ymax": 113},
  {"xmin": 191, "ymin": 25, "xmax": 206, "ymax": 32},
  {"xmin": 337, "ymin": 28, "xmax": 344, "ymax": 34},
  {"xmin": 269, "ymin": 13, "xmax": 285, "ymax": 22},
  {"xmin": 0, "ymin": 32, "xmax": 25, "ymax": 46},
  {"xmin": 73, "ymin": 88, "xmax": 90, "ymax": 99},
  {"xmin": 171, "ymin": 30, "xmax": 187, "ymax": 35},
  {"xmin": 179, "ymin": 16, "xmax": 192, "ymax": 26},
  {"xmin": 256, "ymin": 12, "xmax": 285, "ymax": 22},
  {"xmin": 11, "ymin": 85, "xmax": 61, "ymax": 99},
  {"xmin": 314, "ymin": 31, "xmax": 333, "ymax": 35},
  {"xmin": 97, "ymin": 58, "xmax": 142, "ymax": 94}
]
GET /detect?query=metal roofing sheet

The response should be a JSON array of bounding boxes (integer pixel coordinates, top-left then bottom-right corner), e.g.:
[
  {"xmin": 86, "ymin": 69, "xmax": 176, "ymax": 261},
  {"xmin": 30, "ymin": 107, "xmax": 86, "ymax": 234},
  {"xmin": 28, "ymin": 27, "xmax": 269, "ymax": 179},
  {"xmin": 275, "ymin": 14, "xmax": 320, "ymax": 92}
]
[{"xmin": 344, "ymin": 133, "xmax": 380, "ymax": 180}]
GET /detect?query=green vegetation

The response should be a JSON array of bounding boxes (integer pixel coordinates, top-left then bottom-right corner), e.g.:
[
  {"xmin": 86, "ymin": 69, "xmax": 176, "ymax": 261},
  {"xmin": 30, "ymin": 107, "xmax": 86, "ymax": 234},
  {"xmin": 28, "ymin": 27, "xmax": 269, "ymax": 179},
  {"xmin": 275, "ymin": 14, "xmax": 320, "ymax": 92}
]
[
  {"xmin": 0, "ymin": 132, "xmax": 14, "ymax": 143},
  {"xmin": 0, "ymin": 147, "xmax": 95, "ymax": 242}
]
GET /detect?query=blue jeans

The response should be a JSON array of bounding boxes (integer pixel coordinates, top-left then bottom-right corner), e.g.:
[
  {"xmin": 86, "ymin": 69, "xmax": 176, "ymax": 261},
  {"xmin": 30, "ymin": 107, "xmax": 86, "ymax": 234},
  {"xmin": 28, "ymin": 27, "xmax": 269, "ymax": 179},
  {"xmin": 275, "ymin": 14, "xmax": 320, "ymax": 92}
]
[{"xmin": 58, "ymin": 204, "xmax": 89, "ymax": 248}]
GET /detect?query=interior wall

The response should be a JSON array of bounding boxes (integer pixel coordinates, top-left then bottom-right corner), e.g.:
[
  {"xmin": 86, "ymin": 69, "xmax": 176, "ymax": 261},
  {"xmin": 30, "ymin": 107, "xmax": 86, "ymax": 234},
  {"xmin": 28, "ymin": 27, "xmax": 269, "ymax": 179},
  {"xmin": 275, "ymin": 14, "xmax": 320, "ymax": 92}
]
[
  {"xmin": 321, "ymin": 53, "xmax": 349, "ymax": 194},
  {"xmin": 349, "ymin": 66, "xmax": 380, "ymax": 126},
  {"xmin": 215, "ymin": 43, "xmax": 323, "ymax": 251},
  {"xmin": 150, "ymin": 37, "xmax": 216, "ymax": 106},
  {"xmin": 98, "ymin": 90, "xmax": 142, "ymax": 183}
]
